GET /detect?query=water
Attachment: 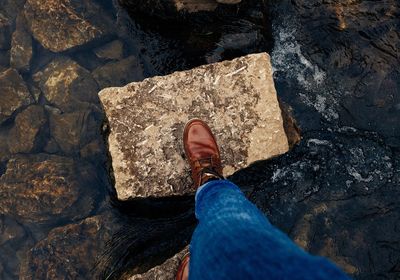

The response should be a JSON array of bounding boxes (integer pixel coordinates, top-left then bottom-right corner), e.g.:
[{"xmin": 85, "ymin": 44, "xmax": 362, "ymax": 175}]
[{"xmin": 0, "ymin": 0, "xmax": 399, "ymax": 279}]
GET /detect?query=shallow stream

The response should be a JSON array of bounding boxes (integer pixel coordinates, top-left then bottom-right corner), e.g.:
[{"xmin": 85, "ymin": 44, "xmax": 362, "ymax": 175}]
[{"xmin": 0, "ymin": 0, "xmax": 399, "ymax": 279}]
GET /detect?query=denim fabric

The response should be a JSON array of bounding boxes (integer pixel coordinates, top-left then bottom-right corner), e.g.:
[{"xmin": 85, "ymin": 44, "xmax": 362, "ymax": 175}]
[{"xmin": 189, "ymin": 180, "xmax": 351, "ymax": 280}]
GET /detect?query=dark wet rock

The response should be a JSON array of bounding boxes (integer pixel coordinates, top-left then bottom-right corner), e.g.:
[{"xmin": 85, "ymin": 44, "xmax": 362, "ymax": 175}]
[
  {"xmin": 7, "ymin": 105, "xmax": 47, "ymax": 154},
  {"xmin": 280, "ymin": 102, "xmax": 301, "ymax": 149},
  {"xmin": 24, "ymin": 0, "xmax": 114, "ymax": 52},
  {"xmin": 48, "ymin": 109, "xmax": 100, "ymax": 155},
  {"xmin": 38, "ymin": 57, "xmax": 100, "ymax": 112},
  {"xmin": 0, "ymin": 68, "xmax": 33, "ymax": 124},
  {"xmin": 119, "ymin": 0, "xmax": 218, "ymax": 21},
  {"xmin": 94, "ymin": 40, "xmax": 124, "ymax": 61},
  {"xmin": 10, "ymin": 13, "xmax": 33, "ymax": 72},
  {"xmin": 0, "ymin": 154, "xmax": 99, "ymax": 223},
  {"xmin": 0, "ymin": 13, "xmax": 11, "ymax": 50},
  {"xmin": 272, "ymin": 0, "xmax": 400, "ymax": 146},
  {"xmin": 80, "ymin": 139, "xmax": 104, "ymax": 160},
  {"xmin": 227, "ymin": 129, "xmax": 398, "ymax": 279},
  {"xmin": 206, "ymin": 31, "xmax": 261, "ymax": 63},
  {"xmin": 0, "ymin": 133, "xmax": 10, "ymax": 162},
  {"xmin": 29, "ymin": 85, "xmax": 41, "ymax": 103},
  {"xmin": 0, "ymin": 0, "xmax": 26, "ymax": 22},
  {"xmin": 0, "ymin": 50, "xmax": 10, "ymax": 68},
  {"xmin": 92, "ymin": 55, "xmax": 144, "ymax": 89},
  {"xmin": 19, "ymin": 213, "xmax": 117, "ymax": 280},
  {"xmin": 0, "ymin": 215, "xmax": 26, "ymax": 246}
]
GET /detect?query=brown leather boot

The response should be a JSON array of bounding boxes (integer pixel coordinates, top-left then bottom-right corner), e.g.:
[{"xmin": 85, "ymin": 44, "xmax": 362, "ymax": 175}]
[
  {"xmin": 176, "ymin": 254, "xmax": 190, "ymax": 280},
  {"xmin": 183, "ymin": 119, "xmax": 224, "ymax": 188}
]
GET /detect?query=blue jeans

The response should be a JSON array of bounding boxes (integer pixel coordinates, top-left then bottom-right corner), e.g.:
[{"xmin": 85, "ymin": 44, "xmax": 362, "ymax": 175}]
[{"xmin": 189, "ymin": 180, "xmax": 351, "ymax": 280}]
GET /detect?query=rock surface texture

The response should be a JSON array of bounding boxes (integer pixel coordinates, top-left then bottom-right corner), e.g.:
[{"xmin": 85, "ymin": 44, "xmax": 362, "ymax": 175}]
[
  {"xmin": 0, "ymin": 68, "xmax": 33, "ymax": 124},
  {"xmin": 24, "ymin": 0, "xmax": 113, "ymax": 52},
  {"xmin": 19, "ymin": 213, "xmax": 116, "ymax": 280},
  {"xmin": 37, "ymin": 57, "xmax": 100, "ymax": 112},
  {"xmin": 10, "ymin": 13, "xmax": 32, "ymax": 72},
  {"xmin": 0, "ymin": 154, "xmax": 98, "ymax": 223},
  {"xmin": 100, "ymin": 53, "xmax": 290, "ymax": 200}
]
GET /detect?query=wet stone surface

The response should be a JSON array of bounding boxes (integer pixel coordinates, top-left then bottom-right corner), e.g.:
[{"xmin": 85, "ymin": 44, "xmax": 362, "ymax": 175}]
[
  {"xmin": 0, "ymin": 154, "xmax": 99, "ymax": 224},
  {"xmin": 229, "ymin": 129, "xmax": 400, "ymax": 279},
  {"xmin": 10, "ymin": 13, "xmax": 32, "ymax": 72},
  {"xmin": 24, "ymin": 0, "xmax": 114, "ymax": 52},
  {"xmin": 94, "ymin": 40, "xmax": 125, "ymax": 61},
  {"xmin": 0, "ymin": 68, "xmax": 33, "ymax": 124},
  {"xmin": 7, "ymin": 105, "xmax": 47, "ymax": 154},
  {"xmin": 19, "ymin": 212, "xmax": 118, "ymax": 280},
  {"xmin": 93, "ymin": 55, "xmax": 144, "ymax": 89},
  {"xmin": 37, "ymin": 57, "xmax": 101, "ymax": 113},
  {"xmin": 100, "ymin": 53, "xmax": 290, "ymax": 200}
]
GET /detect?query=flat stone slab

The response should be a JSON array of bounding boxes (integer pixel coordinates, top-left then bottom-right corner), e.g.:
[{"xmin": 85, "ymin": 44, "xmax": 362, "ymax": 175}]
[{"xmin": 99, "ymin": 53, "xmax": 289, "ymax": 200}]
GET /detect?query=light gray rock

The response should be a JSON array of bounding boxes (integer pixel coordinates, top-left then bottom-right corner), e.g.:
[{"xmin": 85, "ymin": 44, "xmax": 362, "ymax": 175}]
[
  {"xmin": 24, "ymin": 0, "xmax": 114, "ymax": 52},
  {"xmin": 94, "ymin": 40, "xmax": 124, "ymax": 60},
  {"xmin": 10, "ymin": 13, "xmax": 33, "ymax": 72},
  {"xmin": 0, "ymin": 68, "xmax": 33, "ymax": 124},
  {"xmin": 100, "ymin": 53, "xmax": 290, "ymax": 200},
  {"xmin": 92, "ymin": 55, "xmax": 144, "ymax": 89}
]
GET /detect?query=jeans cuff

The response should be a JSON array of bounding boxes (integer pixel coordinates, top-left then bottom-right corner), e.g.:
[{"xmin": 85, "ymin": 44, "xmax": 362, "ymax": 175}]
[{"xmin": 195, "ymin": 180, "xmax": 241, "ymax": 218}]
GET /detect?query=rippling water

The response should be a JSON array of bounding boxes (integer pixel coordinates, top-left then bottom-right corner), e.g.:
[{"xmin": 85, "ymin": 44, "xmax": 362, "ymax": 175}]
[{"xmin": 0, "ymin": 0, "xmax": 399, "ymax": 279}]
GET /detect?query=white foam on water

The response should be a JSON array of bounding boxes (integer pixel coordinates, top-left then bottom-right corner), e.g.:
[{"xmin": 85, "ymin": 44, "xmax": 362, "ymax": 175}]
[
  {"xmin": 271, "ymin": 20, "xmax": 326, "ymax": 90},
  {"xmin": 271, "ymin": 16, "xmax": 341, "ymax": 122}
]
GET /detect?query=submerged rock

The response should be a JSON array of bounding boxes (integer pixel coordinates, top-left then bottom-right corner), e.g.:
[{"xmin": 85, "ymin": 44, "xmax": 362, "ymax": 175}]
[
  {"xmin": 92, "ymin": 55, "xmax": 144, "ymax": 89},
  {"xmin": 0, "ymin": 68, "xmax": 33, "ymax": 124},
  {"xmin": 7, "ymin": 105, "xmax": 47, "ymax": 154},
  {"xmin": 48, "ymin": 109, "xmax": 100, "ymax": 155},
  {"xmin": 0, "ymin": 13, "xmax": 11, "ymax": 50},
  {"xmin": 0, "ymin": 215, "xmax": 26, "ymax": 246},
  {"xmin": 38, "ymin": 57, "xmax": 100, "ymax": 112},
  {"xmin": 24, "ymin": 0, "xmax": 114, "ymax": 52},
  {"xmin": 10, "ymin": 13, "xmax": 33, "ymax": 72},
  {"xmin": 100, "ymin": 53, "xmax": 291, "ymax": 200},
  {"xmin": 0, "ymin": 0, "xmax": 26, "ymax": 22},
  {"xmin": 119, "ymin": 0, "xmax": 218, "ymax": 21},
  {"xmin": 0, "ymin": 154, "xmax": 99, "ymax": 223},
  {"xmin": 94, "ymin": 40, "xmax": 125, "ymax": 61},
  {"xmin": 19, "ymin": 213, "xmax": 116, "ymax": 280}
]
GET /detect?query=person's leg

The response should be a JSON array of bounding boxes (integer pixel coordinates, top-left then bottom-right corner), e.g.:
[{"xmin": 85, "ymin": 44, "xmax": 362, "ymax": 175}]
[{"xmin": 189, "ymin": 179, "xmax": 350, "ymax": 280}]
